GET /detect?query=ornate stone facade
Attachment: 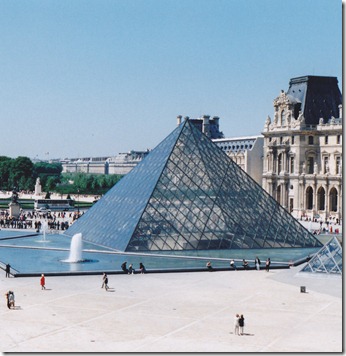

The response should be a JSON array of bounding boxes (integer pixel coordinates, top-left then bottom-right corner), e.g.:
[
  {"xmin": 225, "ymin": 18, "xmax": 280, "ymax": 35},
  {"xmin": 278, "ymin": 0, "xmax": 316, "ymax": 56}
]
[{"xmin": 262, "ymin": 77, "xmax": 342, "ymax": 222}]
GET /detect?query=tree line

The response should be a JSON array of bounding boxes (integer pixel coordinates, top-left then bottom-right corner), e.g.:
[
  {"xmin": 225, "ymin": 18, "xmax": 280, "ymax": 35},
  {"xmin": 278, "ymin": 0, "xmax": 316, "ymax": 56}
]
[{"xmin": 0, "ymin": 156, "xmax": 123, "ymax": 195}]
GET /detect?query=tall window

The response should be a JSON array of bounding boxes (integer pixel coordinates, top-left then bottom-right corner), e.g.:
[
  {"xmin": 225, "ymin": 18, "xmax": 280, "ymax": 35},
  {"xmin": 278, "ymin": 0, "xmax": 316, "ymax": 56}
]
[
  {"xmin": 308, "ymin": 136, "xmax": 314, "ymax": 145},
  {"xmin": 329, "ymin": 188, "xmax": 338, "ymax": 212},
  {"xmin": 278, "ymin": 153, "xmax": 282, "ymax": 173},
  {"xmin": 335, "ymin": 157, "xmax": 341, "ymax": 174},
  {"xmin": 276, "ymin": 185, "xmax": 281, "ymax": 205},
  {"xmin": 291, "ymin": 136, "xmax": 295, "ymax": 144},
  {"xmin": 323, "ymin": 157, "xmax": 329, "ymax": 174},
  {"xmin": 317, "ymin": 187, "xmax": 325, "ymax": 211},
  {"xmin": 306, "ymin": 187, "xmax": 313, "ymax": 210},
  {"xmin": 281, "ymin": 111, "xmax": 285, "ymax": 126},
  {"xmin": 307, "ymin": 157, "xmax": 314, "ymax": 174},
  {"xmin": 337, "ymin": 135, "xmax": 341, "ymax": 144},
  {"xmin": 324, "ymin": 136, "xmax": 328, "ymax": 144},
  {"xmin": 290, "ymin": 157, "xmax": 294, "ymax": 173}
]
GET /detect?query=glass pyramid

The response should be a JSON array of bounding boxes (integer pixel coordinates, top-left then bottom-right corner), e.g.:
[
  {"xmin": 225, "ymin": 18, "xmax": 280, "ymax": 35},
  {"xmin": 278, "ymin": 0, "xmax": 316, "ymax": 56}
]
[
  {"xmin": 301, "ymin": 237, "xmax": 342, "ymax": 275},
  {"xmin": 66, "ymin": 119, "xmax": 322, "ymax": 253}
]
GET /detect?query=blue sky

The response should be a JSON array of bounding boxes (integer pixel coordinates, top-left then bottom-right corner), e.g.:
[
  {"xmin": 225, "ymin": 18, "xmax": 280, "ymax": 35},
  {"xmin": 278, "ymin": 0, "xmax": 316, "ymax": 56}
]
[{"xmin": 0, "ymin": 0, "xmax": 342, "ymax": 160}]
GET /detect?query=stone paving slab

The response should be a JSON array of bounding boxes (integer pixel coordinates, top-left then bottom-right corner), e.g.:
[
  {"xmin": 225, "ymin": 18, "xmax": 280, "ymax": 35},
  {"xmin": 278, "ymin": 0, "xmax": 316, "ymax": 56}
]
[{"xmin": 0, "ymin": 266, "xmax": 342, "ymax": 353}]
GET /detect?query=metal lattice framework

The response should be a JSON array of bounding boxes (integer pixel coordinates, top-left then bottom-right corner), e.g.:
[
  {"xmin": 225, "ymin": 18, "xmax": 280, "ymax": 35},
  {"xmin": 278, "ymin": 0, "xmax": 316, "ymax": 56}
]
[
  {"xmin": 67, "ymin": 119, "xmax": 322, "ymax": 252},
  {"xmin": 301, "ymin": 237, "xmax": 342, "ymax": 274}
]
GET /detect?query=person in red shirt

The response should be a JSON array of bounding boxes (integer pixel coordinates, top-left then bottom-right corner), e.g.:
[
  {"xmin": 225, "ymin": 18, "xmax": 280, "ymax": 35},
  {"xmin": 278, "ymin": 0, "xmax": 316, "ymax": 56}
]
[{"xmin": 40, "ymin": 274, "xmax": 46, "ymax": 290}]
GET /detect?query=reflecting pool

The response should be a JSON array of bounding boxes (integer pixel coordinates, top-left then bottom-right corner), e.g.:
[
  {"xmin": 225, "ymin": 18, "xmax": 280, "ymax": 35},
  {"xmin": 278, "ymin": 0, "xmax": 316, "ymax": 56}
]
[{"xmin": 0, "ymin": 230, "xmax": 322, "ymax": 276}]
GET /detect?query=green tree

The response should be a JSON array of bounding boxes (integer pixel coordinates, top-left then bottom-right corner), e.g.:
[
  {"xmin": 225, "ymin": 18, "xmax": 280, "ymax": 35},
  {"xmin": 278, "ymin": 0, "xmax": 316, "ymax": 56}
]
[
  {"xmin": 9, "ymin": 156, "xmax": 34, "ymax": 190},
  {"xmin": 34, "ymin": 162, "xmax": 62, "ymax": 191},
  {"xmin": 0, "ymin": 157, "xmax": 12, "ymax": 190},
  {"xmin": 46, "ymin": 176, "xmax": 59, "ymax": 191}
]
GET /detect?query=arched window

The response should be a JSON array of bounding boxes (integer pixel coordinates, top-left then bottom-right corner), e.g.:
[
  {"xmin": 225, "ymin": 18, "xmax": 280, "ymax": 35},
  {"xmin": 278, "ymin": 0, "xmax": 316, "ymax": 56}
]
[
  {"xmin": 306, "ymin": 187, "xmax": 313, "ymax": 210},
  {"xmin": 329, "ymin": 188, "xmax": 338, "ymax": 212},
  {"xmin": 278, "ymin": 153, "xmax": 282, "ymax": 173},
  {"xmin": 317, "ymin": 187, "xmax": 325, "ymax": 211}
]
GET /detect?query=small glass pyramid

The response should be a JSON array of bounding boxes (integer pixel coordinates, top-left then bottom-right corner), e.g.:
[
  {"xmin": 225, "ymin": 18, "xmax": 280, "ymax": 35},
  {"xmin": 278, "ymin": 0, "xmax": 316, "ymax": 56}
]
[
  {"xmin": 67, "ymin": 119, "xmax": 322, "ymax": 253},
  {"xmin": 301, "ymin": 236, "xmax": 342, "ymax": 274}
]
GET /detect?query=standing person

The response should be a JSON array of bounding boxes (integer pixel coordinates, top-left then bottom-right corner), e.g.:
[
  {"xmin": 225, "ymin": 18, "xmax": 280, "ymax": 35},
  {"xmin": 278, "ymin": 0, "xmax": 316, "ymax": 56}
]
[
  {"xmin": 5, "ymin": 291, "xmax": 11, "ymax": 309},
  {"xmin": 234, "ymin": 314, "xmax": 240, "ymax": 335},
  {"xmin": 5, "ymin": 291, "xmax": 15, "ymax": 309},
  {"xmin": 239, "ymin": 314, "xmax": 245, "ymax": 335},
  {"xmin": 102, "ymin": 273, "xmax": 109, "ymax": 291},
  {"xmin": 5, "ymin": 263, "xmax": 10, "ymax": 278},
  {"xmin": 40, "ymin": 274, "xmax": 46, "ymax": 290},
  {"xmin": 265, "ymin": 258, "xmax": 271, "ymax": 272},
  {"xmin": 255, "ymin": 256, "xmax": 261, "ymax": 270}
]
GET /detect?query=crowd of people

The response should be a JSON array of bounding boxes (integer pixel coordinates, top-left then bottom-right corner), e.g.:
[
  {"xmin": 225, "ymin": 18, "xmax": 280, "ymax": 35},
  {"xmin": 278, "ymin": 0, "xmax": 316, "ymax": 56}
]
[{"xmin": 0, "ymin": 210, "xmax": 81, "ymax": 232}]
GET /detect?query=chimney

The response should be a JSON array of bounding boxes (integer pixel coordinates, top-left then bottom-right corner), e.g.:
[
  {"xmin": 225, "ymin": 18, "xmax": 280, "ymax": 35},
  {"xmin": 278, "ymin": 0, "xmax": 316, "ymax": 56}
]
[
  {"xmin": 212, "ymin": 116, "xmax": 220, "ymax": 128},
  {"xmin": 177, "ymin": 115, "xmax": 182, "ymax": 126},
  {"xmin": 202, "ymin": 115, "xmax": 210, "ymax": 136}
]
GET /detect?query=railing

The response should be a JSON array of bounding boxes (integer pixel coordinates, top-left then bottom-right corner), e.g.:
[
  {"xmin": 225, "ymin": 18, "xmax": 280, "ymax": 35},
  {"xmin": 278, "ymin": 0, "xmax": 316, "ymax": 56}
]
[{"xmin": 0, "ymin": 261, "xmax": 19, "ymax": 276}]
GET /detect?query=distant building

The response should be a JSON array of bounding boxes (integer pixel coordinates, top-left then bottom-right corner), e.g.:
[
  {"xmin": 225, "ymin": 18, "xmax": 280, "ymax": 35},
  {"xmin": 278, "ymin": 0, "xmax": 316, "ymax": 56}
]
[
  {"xmin": 213, "ymin": 136, "xmax": 264, "ymax": 185},
  {"xmin": 61, "ymin": 151, "xmax": 150, "ymax": 175},
  {"xmin": 262, "ymin": 75, "xmax": 342, "ymax": 221},
  {"xmin": 107, "ymin": 151, "xmax": 150, "ymax": 175}
]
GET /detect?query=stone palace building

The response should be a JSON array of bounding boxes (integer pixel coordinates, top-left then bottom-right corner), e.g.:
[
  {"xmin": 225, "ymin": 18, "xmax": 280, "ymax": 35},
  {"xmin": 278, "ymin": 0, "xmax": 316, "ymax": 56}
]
[{"xmin": 262, "ymin": 75, "xmax": 342, "ymax": 221}]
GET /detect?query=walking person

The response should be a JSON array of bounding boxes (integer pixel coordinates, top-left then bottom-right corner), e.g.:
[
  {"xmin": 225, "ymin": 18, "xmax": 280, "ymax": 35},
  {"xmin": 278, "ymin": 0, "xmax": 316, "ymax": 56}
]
[
  {"xmin": 5, "ymin": 263, "xmax": 10, "ymax": 278},
  {"xmin": 265, "ymin": 258, "xmax": 271, "ymax": 272},
  {"xmin": 239, "ymin": 314, "xmax": 245, "ymax": 335},
  {"xmin": 40, "ymin": 274, "xmax": 46, "ymax": 290},
  {"xmin": 234, "ymin": 314, "xmax": 240, "ymax": 335},
  {"xmin": 255, "ymin": 256, "xmax": 261, "ymax": 270},
  {"xmin": 102, "ymin": 273, "xmax": 109, "ymax": 290}
]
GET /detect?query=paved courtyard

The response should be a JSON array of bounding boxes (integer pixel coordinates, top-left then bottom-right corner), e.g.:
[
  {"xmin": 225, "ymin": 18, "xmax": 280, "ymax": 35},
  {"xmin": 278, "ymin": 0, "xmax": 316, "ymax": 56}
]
[{"xmin": 0, "ymin": 265, "xmax": 342, "ymax": 353}]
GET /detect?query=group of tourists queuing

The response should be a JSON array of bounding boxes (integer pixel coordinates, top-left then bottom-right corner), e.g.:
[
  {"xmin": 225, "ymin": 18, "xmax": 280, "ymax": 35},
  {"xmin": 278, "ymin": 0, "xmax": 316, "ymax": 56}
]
[{"xmin": 0, "ymin": 210, "xmax": 81, "ymax": 231}]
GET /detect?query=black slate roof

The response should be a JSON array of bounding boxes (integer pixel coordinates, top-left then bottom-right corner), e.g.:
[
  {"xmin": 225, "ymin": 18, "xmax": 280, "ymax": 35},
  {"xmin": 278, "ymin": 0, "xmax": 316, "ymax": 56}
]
[{"xmin": 287, "ymin": 75, "xmax": 342, "ymax": 125}]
